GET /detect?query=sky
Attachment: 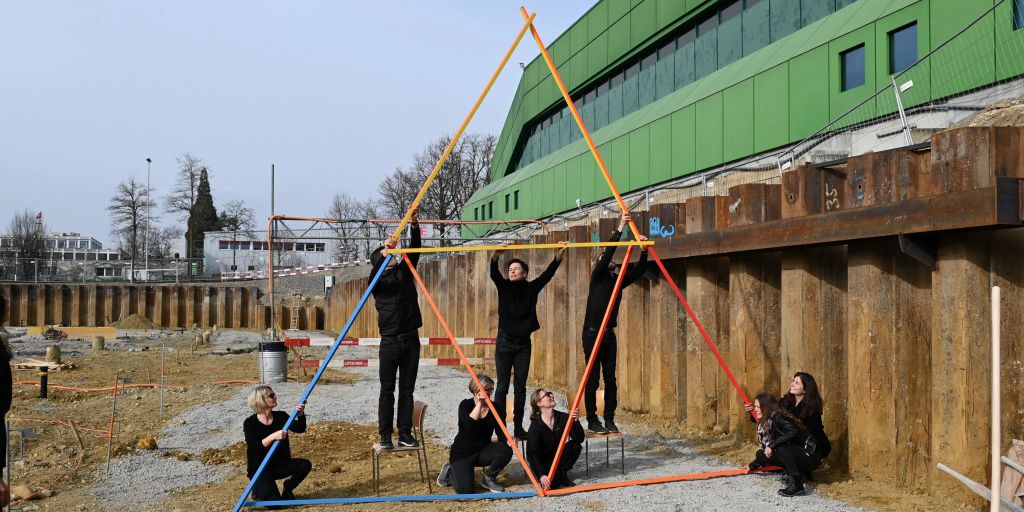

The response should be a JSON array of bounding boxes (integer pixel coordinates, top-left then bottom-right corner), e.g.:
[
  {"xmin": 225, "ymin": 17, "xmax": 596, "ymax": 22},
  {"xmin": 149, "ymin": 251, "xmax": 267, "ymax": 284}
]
[{"xmin": 0, "ymin": 1, "xmax": 595, "ymax": 247}]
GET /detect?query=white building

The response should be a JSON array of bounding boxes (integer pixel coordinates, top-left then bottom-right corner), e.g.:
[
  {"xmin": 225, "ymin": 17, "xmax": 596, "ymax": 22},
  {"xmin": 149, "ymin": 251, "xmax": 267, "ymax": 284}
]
[{"xmin": 202, "ymin": 230, "xmax": 331, "ymax": 276}]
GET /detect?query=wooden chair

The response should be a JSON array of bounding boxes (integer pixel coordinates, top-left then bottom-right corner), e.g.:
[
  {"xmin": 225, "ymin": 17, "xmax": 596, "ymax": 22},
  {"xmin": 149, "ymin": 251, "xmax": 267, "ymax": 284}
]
[
  {"xmin": 574, "ymin": 390, "xmax": 625, "ymax": 476},
  {"xmin": 371, "ymin": 401, "xmax": 431, "ymax": 495}
]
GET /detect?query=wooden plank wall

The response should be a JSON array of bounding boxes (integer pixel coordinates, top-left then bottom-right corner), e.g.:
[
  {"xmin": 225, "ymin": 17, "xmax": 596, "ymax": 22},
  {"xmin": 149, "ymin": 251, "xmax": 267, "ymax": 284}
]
[
  {"xmin": 318, "ymin": 127, "xmax": 1023, "ymax": 506},
  {"xmin": 0, "ymin": 284, "xmax": 278, "ymax": 330}
]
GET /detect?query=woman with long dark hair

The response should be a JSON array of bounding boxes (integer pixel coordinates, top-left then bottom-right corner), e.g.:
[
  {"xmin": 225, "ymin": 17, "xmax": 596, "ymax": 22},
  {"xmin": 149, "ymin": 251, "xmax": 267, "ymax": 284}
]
[
  {"xmin": 748, "ymin": 392, "xmax": 812, "ymax": 497},
  {"xmin": 779, "ymin": 372, "xmax": 831, "ymax": 460},
  {"xmin": 526, "ymin": 388, "xmax": 584, "ymax": 490}
]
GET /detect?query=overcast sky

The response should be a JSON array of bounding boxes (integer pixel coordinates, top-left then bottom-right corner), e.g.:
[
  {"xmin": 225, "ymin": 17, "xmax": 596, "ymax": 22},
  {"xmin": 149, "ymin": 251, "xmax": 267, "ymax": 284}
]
[{"xmin": 0, "ymin": 1, "xmax": 594, "ymax": 247}]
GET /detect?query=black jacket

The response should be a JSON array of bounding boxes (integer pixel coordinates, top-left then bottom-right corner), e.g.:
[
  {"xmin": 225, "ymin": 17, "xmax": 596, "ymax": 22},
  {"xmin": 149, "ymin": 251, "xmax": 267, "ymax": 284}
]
[
  {"xmin": 243, "ymin": 411, "xmax": 307, "ymax": 478},
  {"xmin": 490, "ymin": 256, "xmax": 561, "ymax": 337},
  {"xmin": 526, "ymin": 410, "xmax": 584, "ymax": 477},
  {"xmin": 789, "ymin": 399, "xmax": 832, "ymax": 457},
  {"xmin": 583, "ymin": 230, "xmax": 648, "ymax": 330},
  {"xmin": 450, "ymin": 398, "xmax": 503, "ymax": 461},
  {"xmin": 369, "ymin": 224, "xmax": 422, "ymax": 337},
  {"xmin": 766, "ymin": 413, "xmax": 808, "ymax": 450}
]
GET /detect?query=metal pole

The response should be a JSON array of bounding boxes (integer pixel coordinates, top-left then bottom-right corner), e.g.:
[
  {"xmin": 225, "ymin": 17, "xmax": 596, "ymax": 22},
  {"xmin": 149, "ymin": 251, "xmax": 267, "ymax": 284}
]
[
  {"xmin": 991, "ymin": 286, "xmax": 1001, "ymax": 512},
  {"xmin": 892, "ymin": 77, "xmax": 914, "ymax": 146},
  {"xmin": 270, "ymin": 164, "xmax": 276, "ymax": 341},
  {"xmin": 145, "ymin": 158, "xmax": 152, "ymax": 282},
  {"xmin": 33, "ymin": 260, "xmax": 37, "ymax": 285},
  {"xmin": 106, "ymin": 372, "xmax": 119, "ymax": 472},
  {"xmin": 159, "ymin": 342, "xmax": 165, "ymax": 421}
]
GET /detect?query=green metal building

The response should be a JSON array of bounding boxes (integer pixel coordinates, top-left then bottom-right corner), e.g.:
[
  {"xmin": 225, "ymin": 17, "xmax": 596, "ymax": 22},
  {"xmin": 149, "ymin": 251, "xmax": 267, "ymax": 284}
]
[{"xmin": 463, "ymin": 0, "xmax": 1024, "ymax": 233}]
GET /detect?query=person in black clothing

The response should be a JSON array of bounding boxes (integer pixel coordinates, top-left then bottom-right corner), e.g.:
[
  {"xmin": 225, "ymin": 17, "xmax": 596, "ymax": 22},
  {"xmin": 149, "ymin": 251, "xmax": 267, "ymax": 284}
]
[
  {"xmin": 581, "ymin": 212, "xmax": 648, "ymax": 434},
  {"xmin": 368, "ymin": 210, "xmax": 422, "ymax": 450},
  {"xmin": 526, "ymin": 388, "xmax": 584, "ymax": 490},
  {"xmin": 436, "ymin": 375, "xmax": 512, "ymax": 494},
  {"xmin": 746, "ymin": 392, "xmax": 782, "ymax": 471},
  {"xmin": 0, "ymin": 293, "xmax": 12, "ymax": 507},
  {"xmin": 747, "ymin": 391, "xmax": 813, "ymax": 497},
  {"xmin": 777, "ymin": 372, "xmax": 830, "ymax": 485},
  {"xmin": 243, "ymin": 386, "xmax": 312, "ymax": 502},
  {"xmin": 490, "ymin": 246, "xmax": 566, "ymax": 439}
]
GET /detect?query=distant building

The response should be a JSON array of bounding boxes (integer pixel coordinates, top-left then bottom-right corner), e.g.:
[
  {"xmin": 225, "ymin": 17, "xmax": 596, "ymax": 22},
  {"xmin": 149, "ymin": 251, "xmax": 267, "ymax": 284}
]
[
  {"xmin": 0, "ymin": 231, "xmax": 126, "ymax": 280},
  {"xmin": 202, "ymin": 230, "xmax": 331, "ymax": 276}
]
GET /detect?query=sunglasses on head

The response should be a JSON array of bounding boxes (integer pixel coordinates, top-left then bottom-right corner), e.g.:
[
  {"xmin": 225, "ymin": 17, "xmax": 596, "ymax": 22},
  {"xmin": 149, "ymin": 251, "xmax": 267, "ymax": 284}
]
[
  {"xmin": 542, "ymin": 391, "xmax": 555, "ymax": 399},
  {"xmin": 267, "ymin": 393, "xmax": 277, "ymax": 399}
]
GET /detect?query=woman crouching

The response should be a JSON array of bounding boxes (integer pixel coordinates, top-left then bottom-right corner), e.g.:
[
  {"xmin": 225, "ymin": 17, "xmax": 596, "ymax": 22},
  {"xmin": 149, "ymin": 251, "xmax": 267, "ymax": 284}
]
[
  {"xmin": 526, "ymin": 388, "xmax": 584, "ymax": 490},
  {"xmin": 748, "ymin": 392, "xmax": 811, "ymax": 497},
  {"xmin": 243, "ymin": 386, "xmax": 311, "ymax": 502}
]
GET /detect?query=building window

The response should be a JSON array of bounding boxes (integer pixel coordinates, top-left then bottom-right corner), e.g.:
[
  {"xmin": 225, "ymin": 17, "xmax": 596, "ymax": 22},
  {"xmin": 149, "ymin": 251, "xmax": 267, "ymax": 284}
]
[
  {"xmin": 505, "ymin": 194, "xmax": 510, "ymax": 213},
  {"xmin": 473, "ymin": 207, "xmax": 479, "ymax": 221},
  {"xmin": 889, "ymin": 23, "xmax": 917, "ymax": 74},
  {"xmin": 488, "ymin": 201, "xmax": 494, "ymax": 219},
  {"xmin": 1016, "ymin": 0, "xmax": 1024, "ymax": 30},
  {"xmin": 513, "ymin": 190, "xmax": 520, "ymax": 210},
  {"xmin": 840, "ymin": 44, "xmax": 866, "ymax": 91}
]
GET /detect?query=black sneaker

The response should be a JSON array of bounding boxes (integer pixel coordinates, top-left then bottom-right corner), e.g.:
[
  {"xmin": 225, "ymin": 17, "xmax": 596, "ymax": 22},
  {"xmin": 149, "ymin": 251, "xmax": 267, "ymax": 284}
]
[
  {"xmin": 588, "ymin": 420, "xmax": 610, "ymax": 434},
  {"xmin": 436, "ymin": 461, "xmax": 452, "ymax": 487},
  {"xmin": 481, "ymin": 474, "xmax": 505, "ymax": 493},
  {"xmin": 555, "ymin": 472, "xmax": 576, "ymax": 488},
  {"xmin": 379, "ymin": 436, "xmax": 394, "ymax": 450},
  {"xmin": 604, "ymin": 419, "xmax": 620, "ymax": 433},
  {"xmin": 747, "ymin": 460, "xmax": 763, "ymax": 471},
  {"xmin": 514, "ymin": 427, "xmax": 528, "ymax": 440},
  {"xmin": 398, "ymin": 432, "xmax": 419, "ymax": 447},
  {"xmin": 282, "ymin": 488, "xmax": 296, "ymax": 500},
  {"xmin": 778, "ymin": 481, "xmax": 806, "ymax": 497}
]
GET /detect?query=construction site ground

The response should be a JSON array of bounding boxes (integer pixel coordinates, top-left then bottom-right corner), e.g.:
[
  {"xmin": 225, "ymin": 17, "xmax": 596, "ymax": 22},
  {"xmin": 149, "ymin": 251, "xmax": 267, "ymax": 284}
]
[{"xmin": 2, "ymin": 329, "xmax": 972, "ymax": 512}]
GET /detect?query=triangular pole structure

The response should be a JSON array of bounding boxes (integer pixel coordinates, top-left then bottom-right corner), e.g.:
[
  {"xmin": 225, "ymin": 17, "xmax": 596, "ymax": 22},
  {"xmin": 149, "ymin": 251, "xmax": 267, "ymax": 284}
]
[{"xmin": 516, "ymin": 7, "xmax": 759, "ymax": 490}]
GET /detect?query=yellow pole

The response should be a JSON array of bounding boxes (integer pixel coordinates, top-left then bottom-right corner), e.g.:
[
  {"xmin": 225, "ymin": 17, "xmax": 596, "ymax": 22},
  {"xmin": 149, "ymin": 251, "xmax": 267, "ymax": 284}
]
[
  {"xmin": 387, "ymin": 12, "xmax": 537, "ymax": 248},
  {"xmin": 519, "ymin": 7, "xmax": 644, "ymax": 242}
]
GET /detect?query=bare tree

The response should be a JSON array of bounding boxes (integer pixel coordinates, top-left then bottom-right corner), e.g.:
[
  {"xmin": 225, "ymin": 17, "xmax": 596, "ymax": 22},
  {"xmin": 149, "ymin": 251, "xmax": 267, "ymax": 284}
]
[
  {"xmin": 147, "ymin": 225, "xmax": 184, "ymax": 260},
  {"xmin": 378, "ymin": 133, "xmax": 495, "ymax": 245},
  {"xmin": 6, "ymin": 209, "xmax": 48, "ymax": 279},
  {"xmin": 165, "ymin": 153, "xmax": 205, "ymax": 219},
  {"xmin": 108, "ymin": 177, "xmax": 155, "ymax": 282},
  {"xmin": 326, "ymin": 192, "xmax": 376, "ymax": 261},
  {"xmin": 218, "ymin": 199, "xmax": 256, "ymax": 271}
]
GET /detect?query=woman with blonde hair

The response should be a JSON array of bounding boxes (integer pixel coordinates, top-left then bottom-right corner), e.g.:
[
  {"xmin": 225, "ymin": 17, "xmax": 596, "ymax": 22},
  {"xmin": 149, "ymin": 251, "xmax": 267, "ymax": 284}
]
[{"xmin": 243, "ymin": 386, "xmax": 311, "ymax": 502}]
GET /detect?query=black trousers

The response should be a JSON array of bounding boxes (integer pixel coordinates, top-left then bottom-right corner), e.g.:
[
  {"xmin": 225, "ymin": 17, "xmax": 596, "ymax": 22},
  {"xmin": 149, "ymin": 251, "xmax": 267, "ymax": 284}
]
[
  {"xmin": 450, "ymin": 442, "xmax": 513, "ymax": 494},
  {"xmin": 378, "ymin": 331, "xmax": 420, "ymax": 438},
  {"xmin": 494, "ymin": 331, "xmax": 532, "ymax": 431},
  {"xmin": 532, "ymin": 439, "xmax": 583, "ymax": 479},
  {"xmin": 775, "ymin": 444, "xmax": 821, "ymax": 480},
  {"xmin": 251, "ymin": 458, "xmax": 312, "ymax": 501},
  {"xmin": 582, "ymin": 328, "xmax": 618, "ymax": 423},
  {"xmin": 753, "ymin": 448, "xmax": 781, "ymax": 467}
]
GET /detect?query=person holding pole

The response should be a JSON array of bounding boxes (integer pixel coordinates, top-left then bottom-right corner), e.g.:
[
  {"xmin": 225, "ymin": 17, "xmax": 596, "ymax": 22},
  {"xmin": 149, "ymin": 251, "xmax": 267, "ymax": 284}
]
[
  {"xmin": 490, "ymin": 244, "xmax": 566, "ymax": 439},
  {"xmin": 436, "ymin": 375, "xmax": 512, "ymax": 493},
  {"xmin": 243, "ymin": 386, "xmax": 311, "ymax": 502},
  {"xmin": 527, "ymin": 388, "xmax": 584, "ymax": 490},
  {"xmin": 581, "ymin": 212, "xmax": 648, "ymax": 434},
  {"xmin": 368, "ymin": 209, "xmax": 422, "ymax": 450}
]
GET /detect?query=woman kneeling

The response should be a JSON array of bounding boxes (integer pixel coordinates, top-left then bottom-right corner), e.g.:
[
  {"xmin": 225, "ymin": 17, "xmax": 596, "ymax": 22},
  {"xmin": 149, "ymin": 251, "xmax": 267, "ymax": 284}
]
[
  {"xmin": 526, "ymin": 388, "xmax": 584, "ymax": 490},
  {"xmin": 243, "ymin": 386, "xmax": 312, "ymax": 502},
  {"xmin": 750, "ymin": 392, "xmax": 812, "ymax": 497},
  {"xmin": 437, "ymin": 375, "xmax": 513, "ymax": 493}
]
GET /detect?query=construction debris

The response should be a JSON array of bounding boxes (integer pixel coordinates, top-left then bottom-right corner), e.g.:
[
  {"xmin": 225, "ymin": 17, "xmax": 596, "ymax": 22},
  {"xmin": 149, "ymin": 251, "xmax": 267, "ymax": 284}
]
[
  {"xmin": 113, "ymin": 314, "xmax": 156, "ymax": 330},
  {"xmin": 42, "ymin": 326, "xmax": 67, "ymax": 341},
  {"xmin": 136, "ymin": 437, "xmax": 158, "ymax": 450},
  {"xmin": 13, "ymin": 359, "xmax": 75, "ymax": 372},
  {"xmin": 45, "ymin": 344, "xmax": 61, "ymax": 363}
]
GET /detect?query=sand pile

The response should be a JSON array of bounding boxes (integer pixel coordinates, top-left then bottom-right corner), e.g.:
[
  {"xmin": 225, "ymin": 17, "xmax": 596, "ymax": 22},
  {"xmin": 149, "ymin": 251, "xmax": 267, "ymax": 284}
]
[
  {"xmin": 113, "ymin": 314, "xmax": 156, "ymax": 329},
  {"xmin": 955, "ymin": 96, "xmax": 1024, "ymax": 127}
]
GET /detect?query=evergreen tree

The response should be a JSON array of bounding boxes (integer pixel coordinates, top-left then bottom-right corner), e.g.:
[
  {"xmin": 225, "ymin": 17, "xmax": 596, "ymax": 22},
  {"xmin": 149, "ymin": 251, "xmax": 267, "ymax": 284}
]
[{"xmin": 185, "ymin": 168, "xmax": 219, "ymax": 259}]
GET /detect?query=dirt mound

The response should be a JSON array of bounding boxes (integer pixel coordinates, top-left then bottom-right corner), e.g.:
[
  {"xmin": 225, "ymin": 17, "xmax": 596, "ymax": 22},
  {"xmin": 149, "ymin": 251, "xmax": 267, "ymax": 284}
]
[
  {"xmin": 955, "ymin": 96, "xmax": 1024, "ymax": 127},
  {"xmin": 113, "ymin": 314, "xmax": 156, "ymax": 330},
  {"xmin": 200, "ymin": 442, "xmax": 246, "ymax": 466}
]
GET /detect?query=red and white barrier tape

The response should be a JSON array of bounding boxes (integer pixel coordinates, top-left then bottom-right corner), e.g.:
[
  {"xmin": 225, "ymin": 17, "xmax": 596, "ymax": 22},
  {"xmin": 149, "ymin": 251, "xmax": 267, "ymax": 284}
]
[
  {"xmin": 285, "ymin": 337, "xmax": 496, "ymax": 347},
  {"xmin": 299, "ymin": 357, "xmax": 493, "ymax": 369},
  {"xmin": 220, "ymin": 260, "xmax": 371, "ymax": 281}
]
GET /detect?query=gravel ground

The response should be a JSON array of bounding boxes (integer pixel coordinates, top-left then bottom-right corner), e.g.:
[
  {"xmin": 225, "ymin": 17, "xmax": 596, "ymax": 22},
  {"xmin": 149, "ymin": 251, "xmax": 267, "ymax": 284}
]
[{"xmin": 87, "ymin": 332, "xmax": 864, "ymax": 511}]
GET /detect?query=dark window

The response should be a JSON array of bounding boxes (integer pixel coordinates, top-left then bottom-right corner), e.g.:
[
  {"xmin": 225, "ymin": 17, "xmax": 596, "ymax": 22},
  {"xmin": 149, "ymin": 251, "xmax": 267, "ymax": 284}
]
[
  {"xmin": 514, "ymin": 190, "xmax": 520, "ymax": 210},
  {"xmin": 642, "ymin": 53, "xmax": 657, "ymax": 70},
  {"xmin": 658, "ymin": 40, "xmax": 675, "ymax": 59},
  {"xmin": 721, "ymin": 1, "xmax": 742, "ymax": 22},
  {"xmin": 505, "ymin": 194, "xmax": 510, "ymax": 213},
  {"xmin": 698, "ymin": 13, "xmax": 718, "ymax": 35},
  {"xmin": 678, "ymin": 29, "xmax": 695, "ymax": 47},
  {"xmin": 488, "ymin": 201, "xmax": 494, "ymax": 219},
  {"xmin": 840, "ymin": 44, "xmax": 866, "ymax": 91},
  {"xmin": 1016, "ymin": 0, "xmax": 1024, "ymax": 30},
  {"xmin": 625, "ymin": 62, "xmax": 640, "ymax": 79},
  {"xmin": 474, "ymin": 207, "xmax": 479, "ymax": 221},
  {"xmin": 597, "ymin": 81, "xmax": 609, "ymax": 96},
  {"xmin": 585, "ymin": 89, "xmax": 597, "ymax": 103},
  {"xmin": 611, "ymin": 71, "xmax": 624, "ymax": 88},
  {"xmin": 889, "ymin": 23, "xmax": 917, "ymax": 74},
  {"xmin": 219, "ymin": 241, "xmax": 230, "ymax": 250}
]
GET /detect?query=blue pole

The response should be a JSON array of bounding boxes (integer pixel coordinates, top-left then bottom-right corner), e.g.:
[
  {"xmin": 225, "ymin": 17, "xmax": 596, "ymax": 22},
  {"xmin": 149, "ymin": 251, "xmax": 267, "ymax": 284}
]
[
  {"xmin": 245, "ymin": 491, "xmax": 536, "ymax": 507},
  {"xmin": 232, "ymin": 254, "xmax": 392, "ymax": 512}
]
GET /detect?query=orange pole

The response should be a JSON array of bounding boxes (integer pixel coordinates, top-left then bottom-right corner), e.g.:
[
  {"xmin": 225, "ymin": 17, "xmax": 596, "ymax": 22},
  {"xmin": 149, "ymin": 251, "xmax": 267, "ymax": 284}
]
[
  {"xmin": 388, "ymin": 12, "xmax": 537, "ymax": 248},
  {"xmin": 545, "ymin": 466, "xmax": 784, "ymax": 496},
  {"xmin": 520, "ymin": 7, "xmax": 643, "ymax": 242},
  {"xmin": 402, "ymin": 254, "xmax": 546, "ymax": 496},
  {"xmin": 546, "ymin": 245, "xmax": 634, "ymax": 481}
]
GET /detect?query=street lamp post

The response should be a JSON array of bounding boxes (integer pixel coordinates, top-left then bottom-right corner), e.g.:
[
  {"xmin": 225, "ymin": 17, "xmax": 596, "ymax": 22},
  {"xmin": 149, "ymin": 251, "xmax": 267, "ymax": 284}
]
[{"xmin": 144, "ymin": 157, "xmax": 152, "ymax": 282}]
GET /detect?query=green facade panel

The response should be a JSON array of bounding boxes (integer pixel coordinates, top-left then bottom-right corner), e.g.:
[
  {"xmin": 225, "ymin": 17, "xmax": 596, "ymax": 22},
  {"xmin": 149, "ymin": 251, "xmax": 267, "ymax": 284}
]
[
  {"xmin": 754, "ymin": 63, "xmax": 790, "ymax": 152},
  {"xmin": 629, "ymin": 125, "xmax": 650, "ymax": 190},
  {"xmin": 671, "ymin": 105, "xmax": 696, "ymax": 177},
  {"xmin": 874, "ymin": 3, "xmax": 930, "ymax": 111},
  {"xmin": 695, "ymin": 28, "xmax": 718, "ymax": 77},
  {"xmin": 589, "ymin": 1, "xmax": 609, "ymax": 39},
  {"xmin": 609, "ymin": 17, "xmax": 631, "ymax": 63},
  {"xmin": 829, "ymin": 24, "xmax": 876, "ymax": 123},
  {"xmin": 929, "ymin": 0, "xmax": 994, "ymax": 97},
  {"xmin": 675, "ymin": 40, "xmax": 696, "ymax": 88},
  {"xmin": 650, "ymin": 116, "xmax": 672, "ymax": 184},
  {"xmin": 743, "ymin": 1, "xmax": 771, "ymax": 56},
  {"xmin": 657, "ymin": 0, "xmax": 687, "ymax": 30},
  {"xmin": 589, "ymin": 32, "xmax": 610, "ymax": 78},
  {"xmin": 655, "ymin": 50, "xmax": 676, "ymax": 99},
  {"xmin": 639, "ymin": 62, "xmax": 656, "ymax": 105},
  {"xmin": 695, "ymin": 93, "xmax": 723, "ymax": 170},
  {"xmin": 611, "ymin": 135, "xmax": 630, "ymax": 199},
  {"xmin": 631, "ymin": 0, "xmax": 657, "ymax": 48},
  {"xmin": 718, "ymin": 14, "xmax": 743, "ymax": 69},
  {"xmin": 723, "ymin": 78, "xmax": 754, "ymax": 162},
  {"xmin": 995, "ymin": 1, "xmax": 1024, "ymax": 80},
  {"xmin": 566, "ymin": 157, "xmax": 582, "ymax": 208},
  {"xmin": 787, "ymin": 46, "xmax": 830, "ymax": 140},
  {"xmin": 609, "ymin": 0, "xmax": 630, "ymax": 23},
  {"xmin": 803, "ymin": 0, "xmax": 836, "ymax": 28},
  {"xmin": 581, "ymin": 153, "xmax": 598, "ymax": 205}
]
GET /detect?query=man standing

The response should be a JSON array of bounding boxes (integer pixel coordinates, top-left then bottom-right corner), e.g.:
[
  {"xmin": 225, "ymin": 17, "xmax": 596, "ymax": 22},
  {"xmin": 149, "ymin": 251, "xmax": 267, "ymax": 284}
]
[
  {"xmin": 581, "ymin": 212, "xmax": 648, "ymax": 434},
  {"xmin": 490, "ymin": 245, "xmax": 566, "ymax": 439},
  {"xmin": 369, "ymin": 210, "xmax": 422, "ymax": 449}
]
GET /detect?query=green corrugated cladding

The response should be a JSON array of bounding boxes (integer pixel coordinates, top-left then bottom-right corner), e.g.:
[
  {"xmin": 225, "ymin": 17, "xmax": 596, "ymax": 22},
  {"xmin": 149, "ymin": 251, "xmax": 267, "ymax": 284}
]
[{"xmin": 463, "ymin": 0, "xmax": 1024, "ymax": 236}]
